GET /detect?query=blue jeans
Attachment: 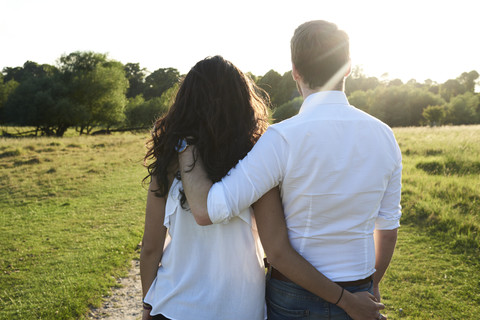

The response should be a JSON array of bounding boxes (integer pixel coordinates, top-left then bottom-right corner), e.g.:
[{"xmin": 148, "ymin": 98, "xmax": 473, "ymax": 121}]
[{"xmin": 266, "ymin": 272, "xmax": 374, "ymax": 320}]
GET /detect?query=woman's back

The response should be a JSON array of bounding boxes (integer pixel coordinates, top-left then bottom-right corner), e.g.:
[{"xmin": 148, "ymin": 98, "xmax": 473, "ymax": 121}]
[
  {"xmin": 141, "ymin": 56, "xmax": 269, "ymax": 320},
  {"xmin": 144, "ymin": 179, "xmax": 265, "ymax": 320}
]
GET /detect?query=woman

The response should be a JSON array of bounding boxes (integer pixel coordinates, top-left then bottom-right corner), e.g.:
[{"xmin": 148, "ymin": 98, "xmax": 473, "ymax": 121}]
[{"xmin": 140, "ymin": 56, "xmax": 269, "ymax": 320}]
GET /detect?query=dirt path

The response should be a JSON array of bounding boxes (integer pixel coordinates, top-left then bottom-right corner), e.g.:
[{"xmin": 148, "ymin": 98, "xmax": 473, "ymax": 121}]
[{"xmin": 88, "ymin": 259, "xmax": 142, "ymax": 320}]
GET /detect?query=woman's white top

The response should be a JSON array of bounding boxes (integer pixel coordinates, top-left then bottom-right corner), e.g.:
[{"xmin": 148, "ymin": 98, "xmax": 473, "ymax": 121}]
[{"xmin": 144, "ymin": 178, "xmax": 266, "ymax": 320}]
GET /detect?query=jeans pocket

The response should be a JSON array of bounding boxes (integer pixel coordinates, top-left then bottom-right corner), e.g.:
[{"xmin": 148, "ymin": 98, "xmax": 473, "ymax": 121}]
[{"xmin": 266, "ymin": 297, "xmax": 309, "ymax": 320}]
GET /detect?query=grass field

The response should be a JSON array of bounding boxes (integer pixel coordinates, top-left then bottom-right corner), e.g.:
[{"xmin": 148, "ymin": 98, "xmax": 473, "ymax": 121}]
[
  {"xmin": 1, "ymin": 125, "xmax": 479, "ymax": 319},
  {"xmin": 381, "ymin": 125, "xmax": 480, "ymax": 319},
  {"xmin": 0, "ymin": 131, "xmax": 148, "ymax": 319}
]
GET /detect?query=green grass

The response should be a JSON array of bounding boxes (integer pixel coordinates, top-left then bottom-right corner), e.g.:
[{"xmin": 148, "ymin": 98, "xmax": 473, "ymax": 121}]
[
  {"xmin": 381, "ymin": 225, "xmax": 479, "ymax": 319},
  {"xmin": 395, "ymin": 125, "xmax": 480, "ymax": 254},
  {"xmin": 1, "ymin": 125, "xmax": 479, "ymax": 319},
  {"xmin": 0, "ymin": 132, "xmax": 149, "ymax": 319},
  {"xmin": 379, "ymin": 125, "xmax": 480, "ymax": 319}
]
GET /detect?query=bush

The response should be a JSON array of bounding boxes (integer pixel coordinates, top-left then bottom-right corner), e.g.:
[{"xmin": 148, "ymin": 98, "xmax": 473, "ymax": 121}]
[{"xmin": 272, "ymin": 97, "xmax": 303, "ymax": 123}]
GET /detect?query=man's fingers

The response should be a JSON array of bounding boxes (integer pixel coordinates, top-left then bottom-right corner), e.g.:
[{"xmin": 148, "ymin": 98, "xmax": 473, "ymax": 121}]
[
  {"xmin": 367, "ymin": 292, "xmax": 377, "ymax": 301},
  {"xmin": 367, "ymin": 293, "xmax": 385, "ymax": 311},
  {"xmin": 376, "ymin": 302, "xmax": 385, "ymax": 310},
  {"xmin": 366, "ymin": 291, "xmax": 386, "ymax": 311}
]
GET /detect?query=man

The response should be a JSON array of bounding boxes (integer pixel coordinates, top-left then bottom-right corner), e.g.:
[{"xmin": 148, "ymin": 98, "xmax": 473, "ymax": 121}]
[{"xmin": 179, "ymin": 20, "xmax": 401, "ymax": 320}]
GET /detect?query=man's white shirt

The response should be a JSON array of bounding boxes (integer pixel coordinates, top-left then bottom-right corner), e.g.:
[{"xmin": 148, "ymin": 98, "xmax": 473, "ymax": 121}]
[{"xmin": 207, "ymin": 90, "xmax": 402, "ymax": 281}]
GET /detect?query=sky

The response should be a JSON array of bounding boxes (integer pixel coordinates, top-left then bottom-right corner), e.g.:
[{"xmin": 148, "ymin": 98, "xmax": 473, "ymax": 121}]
[{"xmin": 1, "ymin": 0, "xmax": 479, "ymax": 83}]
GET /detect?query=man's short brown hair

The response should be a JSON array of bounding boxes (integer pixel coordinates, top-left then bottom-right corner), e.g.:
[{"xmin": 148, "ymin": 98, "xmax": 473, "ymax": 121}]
[{"xmin": 291, "ymin": 20, "xmax": 350, "ymax": 89}]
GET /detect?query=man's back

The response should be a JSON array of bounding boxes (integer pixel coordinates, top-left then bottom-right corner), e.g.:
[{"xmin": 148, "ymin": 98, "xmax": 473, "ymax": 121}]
[
  {"xmin": 202, "ymin": 91, "xmax": 401, "ymax": 282},
  {"xmin": 271, "ymin": 91, "xmax": 402, "ymax": 281}
]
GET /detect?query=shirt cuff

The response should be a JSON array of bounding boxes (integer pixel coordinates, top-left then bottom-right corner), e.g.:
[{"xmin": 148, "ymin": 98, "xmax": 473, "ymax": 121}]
[
  {"xmin": 375, "ymin": 216, "xmax": 401, "ymax": 230},
  {"xmin": 207, "ymin": 182, "xmax": 232, "ymax": 224}
]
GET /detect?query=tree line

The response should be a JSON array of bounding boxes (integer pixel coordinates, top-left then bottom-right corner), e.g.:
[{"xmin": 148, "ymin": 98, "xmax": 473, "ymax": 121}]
[
  {"xmin": 0, "ymin": 52, "xmax": 179, "ymax": 136},
  {"xmin": 268, "ymin": 67, "xmax": 480, "ymax": 127},
  {"xmin": 0, "ymin": 51, "xmax": 479, "ymax": 136}
]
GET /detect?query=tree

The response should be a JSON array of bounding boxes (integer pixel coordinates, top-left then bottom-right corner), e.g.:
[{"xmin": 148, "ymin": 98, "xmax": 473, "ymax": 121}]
[
  {"xmin": 125, "ymin": 96, "xmax": 169, "ymax": 128},
  {"xmin": 144, "ymin": 68, "xmax": 180, "ymax": 100},
  {"xmin": 367, "ymin": 86, "xmax": 408, "ymax": 126},
  {"xmin": 272, "ymin": 97, "xmax": 303, "ymax": 123},
  {"xmin": 58, "ymin": 51, "xmax": 128, "ymax": 134},
  {"xmin": 124, "ymin": 95, "xmax": 147, "ymax": 127},
  {"xmin": 3, "ymin": 71, "xmax": 73, "ymax": 136},
  {"xmin": 422, "ymin": 105, "xmax": 446, "ymax": 126},
  {"xmin": 124, "ymin": 63, "xmax": 147, "ymax": 98},
  {"xmin": 366, "ymin": 86, "xmax": 444, "ymax": 127},
  {"xmin": 424, "ymin": 79, "xmax": 440, "ymax": 95},
  {"xmin": 274, "ymin": 71, "xmax": 300, "ymax": 107},
  {"xmin": 405, "ymin": 88, "xmax": 445, "ymax": 126},
  {"xmin": 84, "ymin": 62, "xmax": 128, "ymax": 129},
  {"xmin": 2, "ymin": 61, "xmax": 56, "ymax": 84},
  {"xmin": 159, "ymin": 83, "xmax": 179, "ymax": 108},
  {"xmin": 2, "ymin": 62, "xmax": 71, "ymax": 135},
  {"xmin": 2, "ymin": 67, "xmax": 23, "ymax": 82},
  {"xmin": 345, "ymin": 66, "xmax": 380, "ymax": 95},
  {"xmin": 348, "ymin": 90, "xmax": 372, "ymax": 113},
  {"xmin": 445, "ymin": 92, "xmax": 479, "ymax": 125},
  {"xmin": 406, "ymin": 79, "xmax": 425, "ymax": 88},
  {"xmin": 440, "ymin": 79, "xmax": 465, "ymax": 101},
  {"xmin": 59, "ymin": 51, "xmax": 107, "ymax": 74},
  {"xmin": 246, "ymin": 72, "xmax": 259, "ymax": 83},
  {"xmin": 388, "ymin": 79, "xmax": 403, "ymax": 87},
  {"xmin": 124, "ymin": 83, "xmax": 177, "ymax": 128},
  {"xmin": 257, "ymin": 70, "xmax": 283, "ymax": 107},
  {"xmin": 0, "ymin": 75, "xmax": 19, "ymax": 123},
  {"xmin": 457, "ymin": 70, "xmax": 479, "ymax": 93}
]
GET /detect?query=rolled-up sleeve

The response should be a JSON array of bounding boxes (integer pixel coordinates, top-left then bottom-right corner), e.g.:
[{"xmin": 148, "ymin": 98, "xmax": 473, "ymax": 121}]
[
  {"xmin": 376, "ymin": 155, "xmax": 402, "ymax": 230},
  {"xmin": 207, "ymin": 127, "xmax": 288, "ymax": 224}
]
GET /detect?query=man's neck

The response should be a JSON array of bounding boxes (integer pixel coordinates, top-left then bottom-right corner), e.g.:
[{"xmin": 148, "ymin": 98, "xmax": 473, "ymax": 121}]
[
  {"xmin": 298, "ymin": 82, "xmax": 344, "ymax": 100},
  {"xmin": 301, "ymin": 87, "xmax": 343, "ymax": 100}
]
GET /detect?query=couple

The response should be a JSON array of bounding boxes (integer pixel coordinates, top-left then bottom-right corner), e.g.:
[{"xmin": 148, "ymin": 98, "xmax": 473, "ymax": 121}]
[{"xmin": 140, "ymin": 20, "xmax": 401, "ymax": 320}]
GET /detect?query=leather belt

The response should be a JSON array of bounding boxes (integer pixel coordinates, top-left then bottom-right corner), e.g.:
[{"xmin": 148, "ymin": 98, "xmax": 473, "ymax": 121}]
[{"xmin": 270, "ymin": 267, "xmax": 374, "ymax": 287}]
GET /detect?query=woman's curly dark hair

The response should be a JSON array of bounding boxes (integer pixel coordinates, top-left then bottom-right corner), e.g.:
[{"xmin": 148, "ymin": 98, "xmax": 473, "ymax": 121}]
[{"xmin": 144, "ymin": 56, "xmax": 270, "ymax": 205}]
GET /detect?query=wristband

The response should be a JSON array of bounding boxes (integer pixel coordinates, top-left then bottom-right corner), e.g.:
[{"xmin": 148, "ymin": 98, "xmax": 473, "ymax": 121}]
[{"xmin": 334, "ymin": 287, "xmax": 345, "ymax": 305}]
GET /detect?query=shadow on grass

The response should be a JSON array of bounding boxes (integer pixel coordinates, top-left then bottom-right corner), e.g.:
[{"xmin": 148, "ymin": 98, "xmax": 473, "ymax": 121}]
[
  {"xmin": 0, "ymin": 149, "xmax": 22, "ymax": 158},
  {"xmin": 416, "ymin": 159, "xmax": 480, "ymax": 175},
  {"xmin": 14, "ymin": 157, "xmax": 41, "ymax": 166}
]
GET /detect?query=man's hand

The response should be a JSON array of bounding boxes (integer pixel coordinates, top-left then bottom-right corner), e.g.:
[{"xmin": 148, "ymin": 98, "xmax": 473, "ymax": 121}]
[{"xmin": 339, "ymin": 290, "xmax": 386, "ymax": 320}]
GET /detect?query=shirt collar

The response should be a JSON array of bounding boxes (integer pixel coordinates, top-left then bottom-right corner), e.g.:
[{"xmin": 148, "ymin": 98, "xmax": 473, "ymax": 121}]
[{"xmin": 299, "ymin": 91, "xmax": 350, "ymax": 114}]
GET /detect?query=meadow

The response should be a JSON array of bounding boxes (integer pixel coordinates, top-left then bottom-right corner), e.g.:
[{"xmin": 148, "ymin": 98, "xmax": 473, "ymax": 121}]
[
  {"xmin": 0, "ymin": 130, "xmax": 148, "ymax": 319},
  {"xmin": 0, "ymin": 125, "xmax": 479, "ymax": 319}
]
